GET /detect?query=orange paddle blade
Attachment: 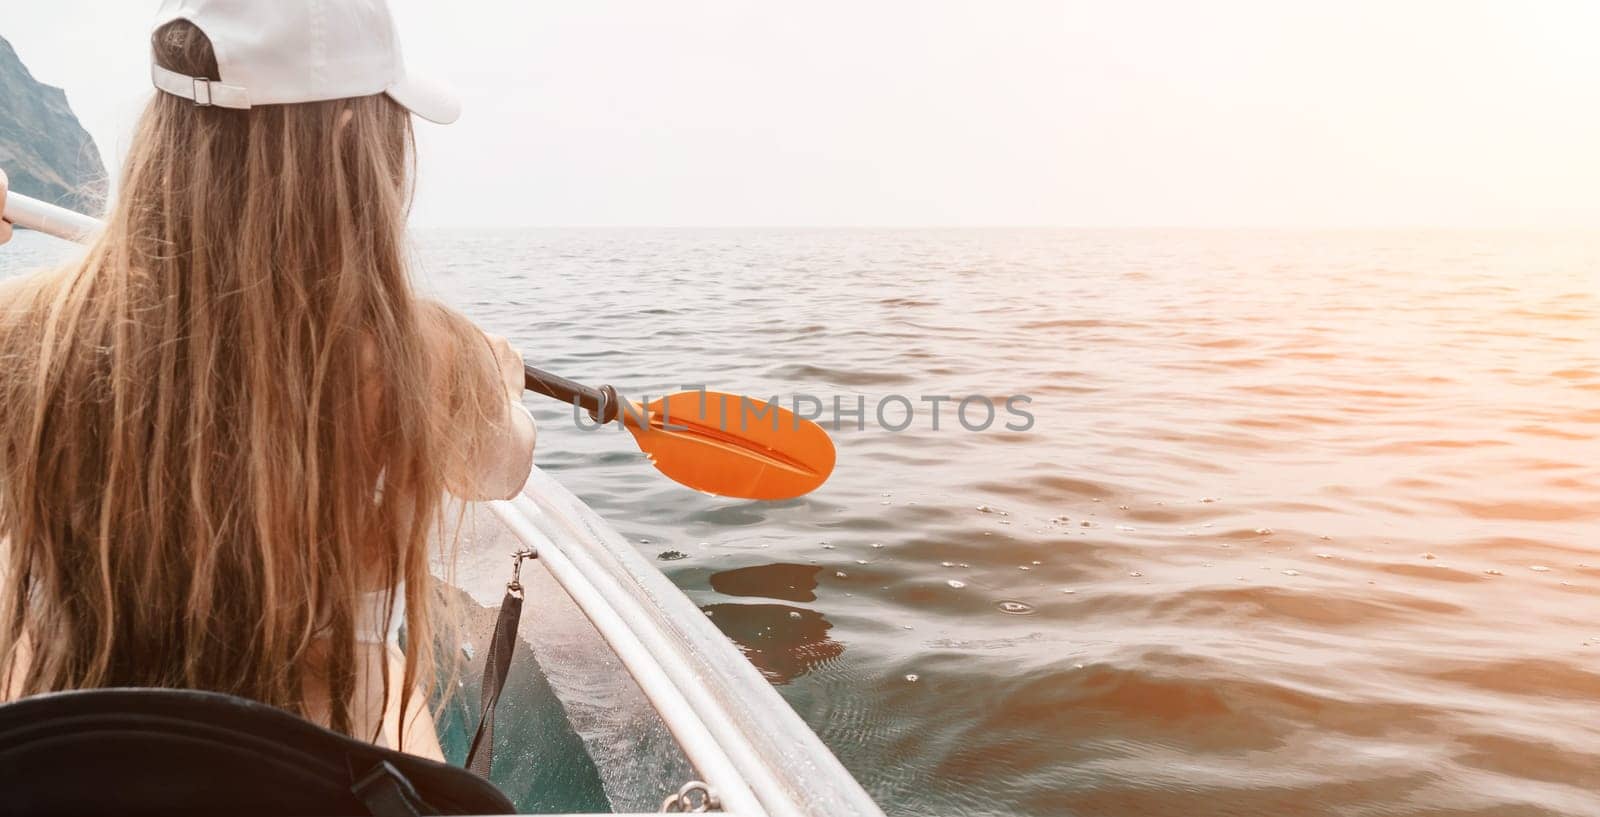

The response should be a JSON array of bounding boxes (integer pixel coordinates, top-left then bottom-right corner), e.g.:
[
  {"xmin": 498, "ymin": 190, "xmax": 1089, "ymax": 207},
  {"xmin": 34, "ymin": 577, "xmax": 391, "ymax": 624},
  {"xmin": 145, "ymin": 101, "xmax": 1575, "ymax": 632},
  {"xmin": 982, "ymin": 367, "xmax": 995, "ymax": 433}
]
[{"xmin": 620, "ymin": 391, "xmax": 835, "ymax": 500}]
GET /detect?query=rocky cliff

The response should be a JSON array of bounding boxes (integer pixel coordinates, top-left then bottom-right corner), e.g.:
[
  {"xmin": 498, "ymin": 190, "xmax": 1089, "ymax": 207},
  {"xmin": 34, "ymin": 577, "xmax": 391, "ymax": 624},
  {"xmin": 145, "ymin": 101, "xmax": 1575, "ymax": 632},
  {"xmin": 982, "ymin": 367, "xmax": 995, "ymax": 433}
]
[{"xmin": 0, "ymin": 35, "xmax": 106, "ymax": 215}]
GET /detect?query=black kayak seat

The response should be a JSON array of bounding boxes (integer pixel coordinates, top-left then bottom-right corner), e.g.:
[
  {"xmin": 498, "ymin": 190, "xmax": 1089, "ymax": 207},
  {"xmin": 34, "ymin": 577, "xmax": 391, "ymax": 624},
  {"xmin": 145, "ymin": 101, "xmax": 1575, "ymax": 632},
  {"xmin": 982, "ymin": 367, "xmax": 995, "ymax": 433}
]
[{"xmin": 0, "ymin": 687, "xmax": 516, "ymax": 816}]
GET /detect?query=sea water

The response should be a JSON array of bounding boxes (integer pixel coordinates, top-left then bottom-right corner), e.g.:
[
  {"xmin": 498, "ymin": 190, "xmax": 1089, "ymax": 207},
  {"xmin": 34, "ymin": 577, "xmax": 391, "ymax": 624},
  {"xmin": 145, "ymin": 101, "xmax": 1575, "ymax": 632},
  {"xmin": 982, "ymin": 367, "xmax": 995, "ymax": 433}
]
[{"xmin": 7, "ymin": 228, "xmax": 1598, "ymax": 816}]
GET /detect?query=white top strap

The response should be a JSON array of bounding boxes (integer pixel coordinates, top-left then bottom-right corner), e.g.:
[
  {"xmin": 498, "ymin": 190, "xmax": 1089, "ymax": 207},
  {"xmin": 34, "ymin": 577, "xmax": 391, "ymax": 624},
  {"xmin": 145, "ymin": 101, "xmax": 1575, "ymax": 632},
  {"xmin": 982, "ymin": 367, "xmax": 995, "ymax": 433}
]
[
  {"xmin": 355, "ymin": 581, "xmax": 405, "ymax": 646},
  {"xmin": 151, "ymin": 63, "xmax": 252, "ymax": 110}
]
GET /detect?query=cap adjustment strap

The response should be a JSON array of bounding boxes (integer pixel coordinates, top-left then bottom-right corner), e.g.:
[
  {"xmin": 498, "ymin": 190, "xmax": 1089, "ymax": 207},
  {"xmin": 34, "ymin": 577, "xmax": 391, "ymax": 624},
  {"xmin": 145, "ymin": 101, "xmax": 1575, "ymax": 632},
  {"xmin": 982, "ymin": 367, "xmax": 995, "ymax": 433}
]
[{"xmin": 151, "ymin": 63, "xmax": 251, "ymax": 110}]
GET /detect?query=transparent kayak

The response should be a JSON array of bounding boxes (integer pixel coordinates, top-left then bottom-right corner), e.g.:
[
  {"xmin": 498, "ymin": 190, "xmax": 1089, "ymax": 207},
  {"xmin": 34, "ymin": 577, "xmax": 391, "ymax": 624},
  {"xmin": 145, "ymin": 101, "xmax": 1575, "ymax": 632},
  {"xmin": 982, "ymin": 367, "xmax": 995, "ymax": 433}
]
[{"xmin": 438, "ymin": 466, "xmax": 885, "ymax": 817}]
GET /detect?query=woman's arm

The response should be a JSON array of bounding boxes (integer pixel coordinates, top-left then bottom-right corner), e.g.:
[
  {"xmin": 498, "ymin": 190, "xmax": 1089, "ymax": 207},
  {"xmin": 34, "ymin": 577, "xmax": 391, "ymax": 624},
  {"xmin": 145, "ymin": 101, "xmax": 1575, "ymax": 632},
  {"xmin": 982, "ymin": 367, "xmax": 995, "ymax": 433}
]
[
  {"xmin": 1, "ymin": 168, "xmax": 14, "ymax": 245},
  {"xmin": 383, "ymin": 645, "xmax": 446, "ymax": 761},
  {"xmin": 414, "ymin": 303, "xmax": 537, "ymax": 501},
  {"xmin": 462, "ymin": 333, "xmax": 537, "ymax": 501},
  {"xmin": 2, "ymin": 173, "xmax": 32, "ymax": 701}
]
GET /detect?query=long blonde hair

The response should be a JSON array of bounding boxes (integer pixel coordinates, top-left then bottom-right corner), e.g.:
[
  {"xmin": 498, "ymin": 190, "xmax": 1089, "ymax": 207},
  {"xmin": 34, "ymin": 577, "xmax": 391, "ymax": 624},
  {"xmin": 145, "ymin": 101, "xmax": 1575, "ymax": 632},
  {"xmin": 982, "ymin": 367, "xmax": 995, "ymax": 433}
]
[{"xmin": 0, "ymin": 21, "xmax": 497, "ymax": 737}]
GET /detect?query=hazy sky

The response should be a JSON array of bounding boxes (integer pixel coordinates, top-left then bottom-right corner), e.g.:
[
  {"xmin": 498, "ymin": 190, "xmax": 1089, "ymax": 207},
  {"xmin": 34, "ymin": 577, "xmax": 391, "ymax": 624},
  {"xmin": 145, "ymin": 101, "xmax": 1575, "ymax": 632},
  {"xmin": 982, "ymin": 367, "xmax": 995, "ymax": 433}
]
[{"xmin": 3, "ymin": 1, "xmax": 1598, "ymax": 227}]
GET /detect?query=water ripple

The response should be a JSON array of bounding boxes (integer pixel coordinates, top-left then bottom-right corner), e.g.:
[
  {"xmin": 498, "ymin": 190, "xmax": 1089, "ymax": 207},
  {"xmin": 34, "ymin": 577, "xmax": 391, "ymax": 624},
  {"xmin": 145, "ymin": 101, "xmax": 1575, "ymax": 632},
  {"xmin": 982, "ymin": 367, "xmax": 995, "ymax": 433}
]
[{"xmin": 262, "ymin": 228, "xmax": 1600, "ymax": 816}]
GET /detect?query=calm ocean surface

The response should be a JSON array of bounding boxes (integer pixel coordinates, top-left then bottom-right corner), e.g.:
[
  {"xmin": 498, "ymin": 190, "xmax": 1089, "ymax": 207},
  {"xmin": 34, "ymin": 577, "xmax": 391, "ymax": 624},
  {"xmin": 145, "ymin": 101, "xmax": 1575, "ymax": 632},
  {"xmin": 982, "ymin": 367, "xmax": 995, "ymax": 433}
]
[{"xmin": 6, "ymin": 228, "xmax": 1599, "ymax": 816}]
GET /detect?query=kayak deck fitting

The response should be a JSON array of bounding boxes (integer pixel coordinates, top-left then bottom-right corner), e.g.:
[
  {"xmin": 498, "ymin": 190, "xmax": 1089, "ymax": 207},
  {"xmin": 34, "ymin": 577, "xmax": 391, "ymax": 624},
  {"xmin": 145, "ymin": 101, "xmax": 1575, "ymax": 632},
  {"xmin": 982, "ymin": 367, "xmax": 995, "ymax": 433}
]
[{"xmin": 445, "ymin": 465, "xmax": 885, "ymax": 817}]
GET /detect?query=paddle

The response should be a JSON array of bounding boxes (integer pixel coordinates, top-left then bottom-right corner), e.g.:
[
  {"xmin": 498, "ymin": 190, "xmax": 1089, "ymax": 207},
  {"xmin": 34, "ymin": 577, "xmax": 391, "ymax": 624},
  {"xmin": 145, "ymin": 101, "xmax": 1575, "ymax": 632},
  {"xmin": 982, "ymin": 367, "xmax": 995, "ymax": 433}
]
[
  {"xmin": 524, "ymin": 367, "xmax": 835, "ymax": 500},
  {"xmin": 2, "ymin": 191, "xmax": 836, "ymax": 500}
]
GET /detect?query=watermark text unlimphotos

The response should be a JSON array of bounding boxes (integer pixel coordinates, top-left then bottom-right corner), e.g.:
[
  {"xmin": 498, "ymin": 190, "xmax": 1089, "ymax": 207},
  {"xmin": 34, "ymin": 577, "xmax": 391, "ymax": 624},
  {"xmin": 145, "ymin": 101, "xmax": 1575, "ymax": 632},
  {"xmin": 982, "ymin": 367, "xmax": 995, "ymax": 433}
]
[{"xmin": 571, "ymin": 386, "xmax": 1034, "ymax": 433}]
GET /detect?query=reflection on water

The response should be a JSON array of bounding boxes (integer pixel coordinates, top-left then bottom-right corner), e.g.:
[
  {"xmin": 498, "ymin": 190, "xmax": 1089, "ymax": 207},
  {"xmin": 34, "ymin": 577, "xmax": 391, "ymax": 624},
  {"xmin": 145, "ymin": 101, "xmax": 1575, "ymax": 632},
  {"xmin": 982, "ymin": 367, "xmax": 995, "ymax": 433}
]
[
  {"xmin": 702, "ymin": 602, "xmax": 843, "ymax": 685},
  {"xmin": 710, "ymin": 562, "xmax": 821, "ymax": 603},
  {"xmin": 8, "ymin": 228, "xmax": 1598, "ymax": 816},
  {"xmin": 703, "ymin": 563, "xmax": 843, "ymax": 684}
]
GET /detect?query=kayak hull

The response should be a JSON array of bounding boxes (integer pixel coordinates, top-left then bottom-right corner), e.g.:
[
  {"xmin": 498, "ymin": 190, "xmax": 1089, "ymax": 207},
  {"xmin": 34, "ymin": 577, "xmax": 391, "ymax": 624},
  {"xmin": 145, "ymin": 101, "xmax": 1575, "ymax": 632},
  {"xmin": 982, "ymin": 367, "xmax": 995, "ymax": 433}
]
[{"xmin": 446, "ymin": 466, "xmax": 884, "ymax": 817}]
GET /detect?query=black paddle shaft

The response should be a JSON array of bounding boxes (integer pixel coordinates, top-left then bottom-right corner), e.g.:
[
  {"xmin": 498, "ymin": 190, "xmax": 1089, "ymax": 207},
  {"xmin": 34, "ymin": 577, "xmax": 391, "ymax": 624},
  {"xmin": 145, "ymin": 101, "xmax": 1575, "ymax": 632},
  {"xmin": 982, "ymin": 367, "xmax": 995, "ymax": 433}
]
[{"xmin": 522, "ymin": 364, "xmax": 622, "ymax": 424}]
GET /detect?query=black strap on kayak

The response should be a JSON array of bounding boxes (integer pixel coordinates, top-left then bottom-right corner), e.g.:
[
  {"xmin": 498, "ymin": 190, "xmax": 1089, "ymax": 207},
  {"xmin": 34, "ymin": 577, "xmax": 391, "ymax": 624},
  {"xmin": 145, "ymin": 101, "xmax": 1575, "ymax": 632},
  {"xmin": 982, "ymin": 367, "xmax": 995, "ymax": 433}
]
[
  {"xmin": 0, "ymin": 687, "xmax": 516, "ymax": 815},
  {"xmin": 351, "ymin": 760, "xmax": 426, "ymax": 817},
  {"xmin": 465, "ymin": 547, "xmax": 536, "ymax": 779}
]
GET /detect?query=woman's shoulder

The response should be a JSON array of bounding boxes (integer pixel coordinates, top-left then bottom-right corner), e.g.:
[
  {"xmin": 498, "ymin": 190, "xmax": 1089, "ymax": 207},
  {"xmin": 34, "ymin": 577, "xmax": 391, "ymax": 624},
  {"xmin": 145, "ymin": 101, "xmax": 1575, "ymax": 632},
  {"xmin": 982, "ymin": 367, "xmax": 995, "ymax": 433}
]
[{"xmin": 412, "ymin": 299, "xmax": 505, "ymax": 387}]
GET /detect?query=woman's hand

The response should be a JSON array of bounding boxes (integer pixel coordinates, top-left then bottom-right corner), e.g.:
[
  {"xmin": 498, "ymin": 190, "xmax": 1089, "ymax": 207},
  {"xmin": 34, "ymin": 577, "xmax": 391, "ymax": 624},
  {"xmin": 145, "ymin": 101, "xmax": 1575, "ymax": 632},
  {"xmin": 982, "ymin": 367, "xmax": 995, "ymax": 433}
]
[{"xmin": 1, "ymin": 168, "xmax": 13, "ymax": 246}]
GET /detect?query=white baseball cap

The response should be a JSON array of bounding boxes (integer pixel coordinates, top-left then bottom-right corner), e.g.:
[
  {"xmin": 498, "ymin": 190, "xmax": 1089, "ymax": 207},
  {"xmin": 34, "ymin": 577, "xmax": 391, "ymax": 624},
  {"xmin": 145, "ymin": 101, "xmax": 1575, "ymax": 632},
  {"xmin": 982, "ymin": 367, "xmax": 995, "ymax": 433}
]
[{"xmin": 149, "ymin": 0, "xmax": 460, "ymax": 124}]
